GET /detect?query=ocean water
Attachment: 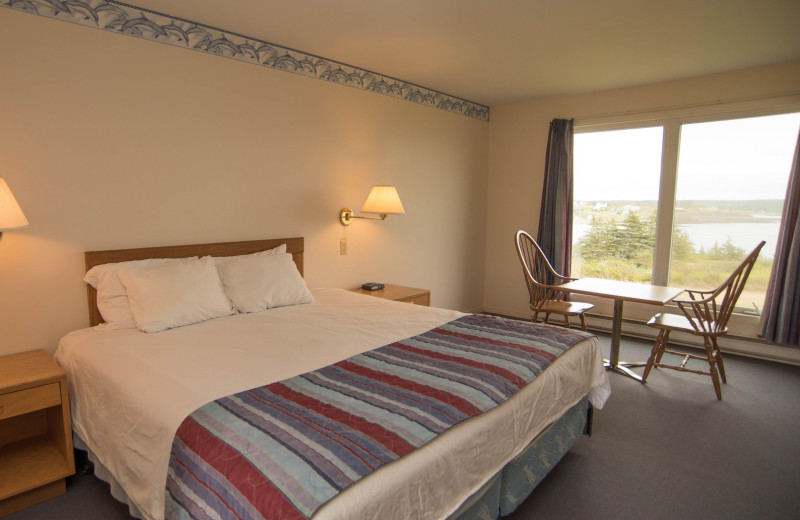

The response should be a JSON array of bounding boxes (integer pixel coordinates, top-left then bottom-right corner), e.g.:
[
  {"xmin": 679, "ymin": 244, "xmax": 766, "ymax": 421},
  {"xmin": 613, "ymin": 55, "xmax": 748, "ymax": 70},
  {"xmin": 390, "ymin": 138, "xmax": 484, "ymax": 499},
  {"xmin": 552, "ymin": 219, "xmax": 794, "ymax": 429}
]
[{"xmin": 678, "ymin": 222, "xmax": 779, "ymax": 259}]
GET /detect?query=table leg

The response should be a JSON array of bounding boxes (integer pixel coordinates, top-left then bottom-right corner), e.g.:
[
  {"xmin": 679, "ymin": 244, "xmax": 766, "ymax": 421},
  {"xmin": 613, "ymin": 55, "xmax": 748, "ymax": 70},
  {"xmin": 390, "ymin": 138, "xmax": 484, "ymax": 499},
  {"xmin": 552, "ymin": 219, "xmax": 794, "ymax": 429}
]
[
  {"xmin": 609, "ymin": 299, "xmax": 623, "ymax": 366},
  {"xmin": 604, "ymin": 299, "xmax": 645, "ymax": 381}
]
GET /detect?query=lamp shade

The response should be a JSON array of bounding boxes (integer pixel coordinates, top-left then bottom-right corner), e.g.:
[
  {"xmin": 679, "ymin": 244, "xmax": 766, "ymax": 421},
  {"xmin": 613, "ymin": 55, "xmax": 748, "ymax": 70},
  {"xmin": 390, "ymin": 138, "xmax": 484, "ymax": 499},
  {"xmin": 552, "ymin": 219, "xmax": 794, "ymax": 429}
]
[
  {"xmin": 0, "ymin": 178, "xmax": 29, "ymax": 231},
  {"xmin": 361, "ymin": 185, "xmax": 405, "ymax": 214}
]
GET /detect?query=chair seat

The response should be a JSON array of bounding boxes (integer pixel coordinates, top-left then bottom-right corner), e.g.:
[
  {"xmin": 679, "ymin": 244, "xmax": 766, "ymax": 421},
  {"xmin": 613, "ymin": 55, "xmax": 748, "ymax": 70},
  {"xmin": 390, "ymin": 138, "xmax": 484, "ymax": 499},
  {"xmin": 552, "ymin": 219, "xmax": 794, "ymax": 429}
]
[
  {"xmin": 647, "ymin": 312, "xmax": 727, "ymax": 336},
  {"xmin": 536, "ymin": 300, "xmax": 594, "ymax": 316}
]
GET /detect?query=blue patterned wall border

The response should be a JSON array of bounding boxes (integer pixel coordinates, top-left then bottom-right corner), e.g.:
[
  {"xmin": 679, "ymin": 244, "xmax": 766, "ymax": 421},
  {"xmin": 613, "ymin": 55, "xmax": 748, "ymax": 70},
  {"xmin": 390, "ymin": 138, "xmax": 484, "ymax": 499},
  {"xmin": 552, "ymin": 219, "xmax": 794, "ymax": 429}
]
[{"xmin": 1, "ymin": 0, "xmax": 489, "ymax": 121}]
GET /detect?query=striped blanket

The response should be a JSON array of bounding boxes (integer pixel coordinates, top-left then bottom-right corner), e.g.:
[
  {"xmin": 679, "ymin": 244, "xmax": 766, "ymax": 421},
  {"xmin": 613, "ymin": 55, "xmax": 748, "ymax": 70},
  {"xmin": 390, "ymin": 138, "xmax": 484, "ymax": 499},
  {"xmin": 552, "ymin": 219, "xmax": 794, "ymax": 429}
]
[{"xmin": 165, "ymin": 314, "xmax": 591, "ymax": 520}]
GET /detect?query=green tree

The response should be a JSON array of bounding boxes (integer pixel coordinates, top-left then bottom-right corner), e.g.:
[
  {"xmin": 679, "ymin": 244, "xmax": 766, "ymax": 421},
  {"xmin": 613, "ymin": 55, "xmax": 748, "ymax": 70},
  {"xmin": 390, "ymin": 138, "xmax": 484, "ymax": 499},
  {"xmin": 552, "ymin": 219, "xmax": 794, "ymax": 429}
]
[
  {"xmin": 579, "ymin": 215, "xmax": 616, "ymax": 260},
  {"xmin": 619, "ymin": 212, "xmax": 651, "ymax": 261},
  {"xmin": 708, "ymin": 237, "xmax": 745, "ymax": 260},
  {"xmin": 580, "ymin": 211, "xmax": 657, "ymax": 263},
  {"xmin": 671, "ymin": 227, "xmax": 694, "ymax": 260},
  {"xmin": 719, "ymin": 237, "xmax": 745, "ymax": 259}
]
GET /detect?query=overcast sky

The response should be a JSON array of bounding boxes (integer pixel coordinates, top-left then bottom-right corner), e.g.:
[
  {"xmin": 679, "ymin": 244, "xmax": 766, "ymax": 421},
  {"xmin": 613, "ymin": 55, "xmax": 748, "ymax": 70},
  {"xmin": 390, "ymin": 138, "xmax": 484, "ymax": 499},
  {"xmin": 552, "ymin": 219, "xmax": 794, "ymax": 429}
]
[{"xmin": 574, "ymin": 112, "xmax": 800, "ymax": 201}]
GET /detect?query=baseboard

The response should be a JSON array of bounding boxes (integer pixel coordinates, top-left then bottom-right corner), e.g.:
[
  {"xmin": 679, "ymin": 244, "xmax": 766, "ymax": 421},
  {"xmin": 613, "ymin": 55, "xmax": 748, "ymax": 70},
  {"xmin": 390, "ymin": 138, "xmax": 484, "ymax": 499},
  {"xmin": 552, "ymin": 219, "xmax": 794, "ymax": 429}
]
[
  {"xmin": 481, "ymin": 306, "xmax": 529, "ymax": 320},
  {"xmin": 461, "ymin": 305, "xmax": 487, "ymax": 315},
  {"xmin": 582, "ymin": 314, "xmax": 800, "ymax": 366}
]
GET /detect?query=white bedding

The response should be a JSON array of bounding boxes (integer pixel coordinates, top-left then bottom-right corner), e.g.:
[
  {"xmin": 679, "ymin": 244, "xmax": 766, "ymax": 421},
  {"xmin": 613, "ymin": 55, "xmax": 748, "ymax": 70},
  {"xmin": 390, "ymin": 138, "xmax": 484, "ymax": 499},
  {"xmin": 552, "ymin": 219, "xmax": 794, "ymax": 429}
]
[{"xmin": 55, "ymin": 288, "xmax": 610, "ymax": 520}]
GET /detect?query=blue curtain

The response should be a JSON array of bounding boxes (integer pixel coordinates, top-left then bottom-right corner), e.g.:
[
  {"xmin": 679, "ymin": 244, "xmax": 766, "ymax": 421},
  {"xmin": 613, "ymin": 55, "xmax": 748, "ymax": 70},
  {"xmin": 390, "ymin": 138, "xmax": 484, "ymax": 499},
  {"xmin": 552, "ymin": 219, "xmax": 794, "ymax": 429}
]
[
  {"xmin": 762, "ymin": 129, "xmax": 800, "ymax": 346},
  {"xmin": 537, "ymin": 118, "xmax": 574, "ymax": 282}
]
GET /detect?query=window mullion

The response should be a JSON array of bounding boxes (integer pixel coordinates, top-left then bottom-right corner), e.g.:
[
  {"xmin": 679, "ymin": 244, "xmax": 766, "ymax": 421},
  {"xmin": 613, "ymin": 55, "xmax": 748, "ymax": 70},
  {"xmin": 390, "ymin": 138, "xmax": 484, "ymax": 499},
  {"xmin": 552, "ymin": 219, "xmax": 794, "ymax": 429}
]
[{"xmin": 652, "ymin": 122, "xmax": 680, "ymax": 286}]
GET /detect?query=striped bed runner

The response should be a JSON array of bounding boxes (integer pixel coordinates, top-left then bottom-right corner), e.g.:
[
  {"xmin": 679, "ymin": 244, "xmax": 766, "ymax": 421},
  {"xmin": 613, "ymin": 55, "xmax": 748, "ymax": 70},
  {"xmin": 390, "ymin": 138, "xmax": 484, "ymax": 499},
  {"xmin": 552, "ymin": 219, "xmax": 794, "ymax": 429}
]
[{"xmin": 165, "ymin": 314, "xmax": 591, "ymax": 520}]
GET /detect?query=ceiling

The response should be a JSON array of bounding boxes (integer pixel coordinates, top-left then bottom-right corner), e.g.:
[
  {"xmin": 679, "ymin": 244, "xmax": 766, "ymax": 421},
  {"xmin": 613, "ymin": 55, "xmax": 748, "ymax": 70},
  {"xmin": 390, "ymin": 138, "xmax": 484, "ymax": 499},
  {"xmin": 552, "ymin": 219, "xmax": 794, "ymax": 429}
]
[{"xmin": 121, "ymin": 0, "xmax": 800, "ymax": 107}]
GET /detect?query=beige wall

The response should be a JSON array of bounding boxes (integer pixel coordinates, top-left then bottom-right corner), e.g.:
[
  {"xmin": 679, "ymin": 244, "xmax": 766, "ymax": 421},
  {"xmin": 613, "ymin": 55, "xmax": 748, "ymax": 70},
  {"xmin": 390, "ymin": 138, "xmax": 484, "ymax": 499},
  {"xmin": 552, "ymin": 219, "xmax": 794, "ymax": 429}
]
[
  {"xmin": 485, "ymin": 60, "xmax": 800, "ymax": 326},
  {"xmin": 0, "ymin": 9, "xmax": 488, "ymax": 356},
  {"xmin": 4, "ymin": 6, "xmax": 798, "ymax": 360}
]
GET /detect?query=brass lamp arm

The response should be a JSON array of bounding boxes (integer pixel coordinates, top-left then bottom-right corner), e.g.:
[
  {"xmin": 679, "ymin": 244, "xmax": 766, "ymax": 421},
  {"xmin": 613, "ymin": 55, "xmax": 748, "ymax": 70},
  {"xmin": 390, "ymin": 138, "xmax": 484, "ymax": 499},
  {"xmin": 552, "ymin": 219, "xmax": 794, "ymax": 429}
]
[{"xmin": 339, "ymin": 208, "xmax": 389, "ymax": 226}]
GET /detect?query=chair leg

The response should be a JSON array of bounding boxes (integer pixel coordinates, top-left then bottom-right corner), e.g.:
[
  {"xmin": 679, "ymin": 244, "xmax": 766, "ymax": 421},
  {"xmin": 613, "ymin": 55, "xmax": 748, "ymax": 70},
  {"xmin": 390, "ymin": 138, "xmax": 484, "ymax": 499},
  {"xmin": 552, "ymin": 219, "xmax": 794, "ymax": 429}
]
[
  {"xmin": 642, "ymin": 330, "xmax": 667, "ymax": 383},
  {"xmin": 578, "ymin": 314, "xmax": 587, "ymax": 332},
  {"xmin": 711, "ymin": 337, "xmax": 727, "ymax": 384},
  {"xmin": 655, "ymin": 331, "xmax": 670, "ymax": 364},
  {"xmin": 563, "ymin": 314, "xmax": 570, "ymax": 328},
  {"xmin": 704, "ymin": 338, "xmax": 723, "ymax": 400}
]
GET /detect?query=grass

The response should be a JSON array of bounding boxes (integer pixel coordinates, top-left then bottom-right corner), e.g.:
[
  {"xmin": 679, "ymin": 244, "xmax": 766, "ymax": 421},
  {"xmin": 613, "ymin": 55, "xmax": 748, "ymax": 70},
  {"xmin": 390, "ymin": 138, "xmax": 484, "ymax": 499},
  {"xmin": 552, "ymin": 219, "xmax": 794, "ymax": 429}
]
[{"xmin": 573, "ymin": 257, "xmax": 772, "ymax": 311}]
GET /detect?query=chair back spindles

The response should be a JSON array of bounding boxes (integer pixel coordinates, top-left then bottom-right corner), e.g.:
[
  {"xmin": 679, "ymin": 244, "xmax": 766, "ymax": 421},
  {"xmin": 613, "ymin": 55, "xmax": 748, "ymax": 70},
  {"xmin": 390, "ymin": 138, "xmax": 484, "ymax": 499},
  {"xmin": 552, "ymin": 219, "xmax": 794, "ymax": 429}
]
[
  {"xmin": 676, "ymin": 241, "xmax": 765, "ymax": 336},
  {"xmin": 516, "ymin": 231, "xmax": 559, "ymax": 306},
  {"xmin": 644, "ymin": 240, "xmax": 766, "ymax": 399},
  {"xmin": 514, "ymin": 230, "xmax": 593, "ymax": 330}
]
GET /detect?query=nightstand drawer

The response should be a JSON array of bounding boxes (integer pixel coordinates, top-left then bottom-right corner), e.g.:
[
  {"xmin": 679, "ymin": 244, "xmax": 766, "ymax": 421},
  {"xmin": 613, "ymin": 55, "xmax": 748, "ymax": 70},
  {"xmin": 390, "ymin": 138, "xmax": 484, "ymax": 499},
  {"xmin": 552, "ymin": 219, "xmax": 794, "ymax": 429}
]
[
  {"xmin": 0, "ymin": 383, "xmax": 61, "ymax": 421},
  {"xmin": 400, "ymin": 294, "xmax": 431, "ymax": 306}
]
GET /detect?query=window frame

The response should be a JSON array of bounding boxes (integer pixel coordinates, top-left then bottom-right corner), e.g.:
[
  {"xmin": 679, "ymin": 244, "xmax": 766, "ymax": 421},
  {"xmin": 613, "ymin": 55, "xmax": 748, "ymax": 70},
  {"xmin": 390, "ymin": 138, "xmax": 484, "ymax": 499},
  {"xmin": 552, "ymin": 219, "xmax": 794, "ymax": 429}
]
[{"xmin": 573, "ymin": 100, "xmax": 800, "ymax": 339}]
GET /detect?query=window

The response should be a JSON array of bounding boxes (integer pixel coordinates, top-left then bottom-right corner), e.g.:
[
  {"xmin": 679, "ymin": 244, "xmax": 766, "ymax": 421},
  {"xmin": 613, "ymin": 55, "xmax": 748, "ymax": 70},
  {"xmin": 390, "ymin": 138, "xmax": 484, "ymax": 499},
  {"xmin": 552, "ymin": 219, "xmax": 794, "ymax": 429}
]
[
  {"xmin": 572, "ymin": 111, "xmax": 800, "ymax": 315},
  {"xmin": 573, "ymin": 127, "xmax": 663, "ymax": 283}
]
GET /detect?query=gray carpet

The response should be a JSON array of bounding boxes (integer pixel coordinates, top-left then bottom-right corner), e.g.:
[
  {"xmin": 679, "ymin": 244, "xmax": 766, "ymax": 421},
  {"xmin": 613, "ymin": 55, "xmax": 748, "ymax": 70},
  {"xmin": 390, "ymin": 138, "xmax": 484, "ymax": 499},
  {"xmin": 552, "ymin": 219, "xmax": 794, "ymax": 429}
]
[
  {"xmin": 7, "ymin": 335, "xmax": 800, "ymax": 520},
  {"xmin": 505, "ymin": 336, "xmax": 800, "ymax": 520}
]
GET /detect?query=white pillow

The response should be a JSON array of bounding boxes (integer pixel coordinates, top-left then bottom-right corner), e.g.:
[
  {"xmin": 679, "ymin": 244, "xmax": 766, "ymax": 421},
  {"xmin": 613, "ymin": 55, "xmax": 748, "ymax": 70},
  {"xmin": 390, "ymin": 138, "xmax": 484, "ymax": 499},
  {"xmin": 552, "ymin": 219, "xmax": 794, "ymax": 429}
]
[
  {"xmin": 84, "ymin": 257, "xmax": 198, "ymax": 329},
  {"xmin": 217, "ymin": 252, "xmax": 313, "ymax": 313},
  {"xmin": 117, "ymin": 256, "xmax": 234, "ymax": 333},
  {"xmin": 212, "ymin": 243, "xmax": 286, "ymax": 269}
]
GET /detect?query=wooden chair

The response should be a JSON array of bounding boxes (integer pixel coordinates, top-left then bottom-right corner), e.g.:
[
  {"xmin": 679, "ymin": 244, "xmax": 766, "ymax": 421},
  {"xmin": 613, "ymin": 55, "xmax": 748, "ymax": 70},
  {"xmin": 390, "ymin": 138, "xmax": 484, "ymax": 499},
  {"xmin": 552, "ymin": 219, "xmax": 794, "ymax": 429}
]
[
  {"xmin": 514, "ymin": 230, "xmax": 593, "ymax": 331},
  {"xmin": 642, "ymin": 241, "xmax": 765, "ymax": 400}
]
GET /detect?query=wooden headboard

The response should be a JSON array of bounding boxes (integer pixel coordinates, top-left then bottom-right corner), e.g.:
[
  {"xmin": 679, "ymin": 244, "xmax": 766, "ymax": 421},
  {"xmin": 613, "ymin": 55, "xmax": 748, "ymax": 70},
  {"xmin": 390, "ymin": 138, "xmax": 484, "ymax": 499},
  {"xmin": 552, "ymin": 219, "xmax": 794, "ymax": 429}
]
[{"xmin": 84, "ymin": 237, "xmax": 304, "ymax": 327}]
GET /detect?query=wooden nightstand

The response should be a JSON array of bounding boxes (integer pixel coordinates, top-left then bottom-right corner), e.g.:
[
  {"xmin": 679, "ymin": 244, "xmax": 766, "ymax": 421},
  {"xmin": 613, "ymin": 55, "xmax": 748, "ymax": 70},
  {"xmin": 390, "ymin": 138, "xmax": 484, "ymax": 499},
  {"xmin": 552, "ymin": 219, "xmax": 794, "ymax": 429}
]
[
  {"xmin": 351, "ymin": 284, "xmax": 431, "ymax": 306},
  {"xmin": 0, "ymin": 350, "xmax": 75, "ymax": 516}
]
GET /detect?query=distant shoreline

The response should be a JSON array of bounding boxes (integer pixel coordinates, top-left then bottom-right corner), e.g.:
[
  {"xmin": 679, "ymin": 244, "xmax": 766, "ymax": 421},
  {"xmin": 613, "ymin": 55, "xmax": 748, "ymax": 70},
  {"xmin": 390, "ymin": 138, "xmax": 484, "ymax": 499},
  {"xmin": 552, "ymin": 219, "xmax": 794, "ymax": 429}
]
[{"xmin": 574, "ymin": 199, "xmax": 784, "ymax": 224}]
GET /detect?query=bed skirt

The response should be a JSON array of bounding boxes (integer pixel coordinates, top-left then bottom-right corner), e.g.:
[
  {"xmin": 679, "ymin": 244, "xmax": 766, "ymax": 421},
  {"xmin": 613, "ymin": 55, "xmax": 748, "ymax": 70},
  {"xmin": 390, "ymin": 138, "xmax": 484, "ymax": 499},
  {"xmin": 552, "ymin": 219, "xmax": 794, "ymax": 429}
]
[{"xmin": 451, "ymin": 395, "xmax": 590, "ymax": 520}]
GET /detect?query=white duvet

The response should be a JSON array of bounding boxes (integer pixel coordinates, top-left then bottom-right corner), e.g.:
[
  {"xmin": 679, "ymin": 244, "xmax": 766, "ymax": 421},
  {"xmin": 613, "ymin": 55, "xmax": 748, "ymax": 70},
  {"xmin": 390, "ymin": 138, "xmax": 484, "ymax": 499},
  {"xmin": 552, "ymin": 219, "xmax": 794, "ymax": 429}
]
[{"xmin": 54, "ymin": 288, "xmax": 610, "ymax": 520}]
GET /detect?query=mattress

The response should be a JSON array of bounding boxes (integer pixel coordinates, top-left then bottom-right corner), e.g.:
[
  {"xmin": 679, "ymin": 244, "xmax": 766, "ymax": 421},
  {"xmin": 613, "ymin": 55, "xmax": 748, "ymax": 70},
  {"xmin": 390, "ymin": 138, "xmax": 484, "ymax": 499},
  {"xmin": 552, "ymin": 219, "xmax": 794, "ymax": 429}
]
[{"xmin": 54, "ymin": 288, "xmax": 610, "ymax": 520}]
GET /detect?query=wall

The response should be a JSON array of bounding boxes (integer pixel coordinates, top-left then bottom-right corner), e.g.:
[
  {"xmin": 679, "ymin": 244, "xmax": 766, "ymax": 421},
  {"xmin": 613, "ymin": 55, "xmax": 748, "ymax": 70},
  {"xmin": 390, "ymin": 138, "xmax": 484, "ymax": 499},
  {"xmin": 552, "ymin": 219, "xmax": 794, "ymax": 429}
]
[
  {"xmin": 0, "ymin": 9, "xmax": 489, "ymax": 356},
  {"xmin": 485, "ymin": 60, "xmax": 800, "ymax": 358}
]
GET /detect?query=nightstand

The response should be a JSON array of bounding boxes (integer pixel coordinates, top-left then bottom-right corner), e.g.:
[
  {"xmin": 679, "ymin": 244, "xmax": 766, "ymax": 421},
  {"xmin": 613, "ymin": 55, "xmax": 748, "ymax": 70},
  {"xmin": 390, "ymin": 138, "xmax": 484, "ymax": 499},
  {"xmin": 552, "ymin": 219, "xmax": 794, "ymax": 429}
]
[
  {"xmin": 351, "ymin": 284, "xmax": 431, "ymax": 306},
  {"xmin": 0, "ymin": 350, "xmax": 75, "ymax": 516}
]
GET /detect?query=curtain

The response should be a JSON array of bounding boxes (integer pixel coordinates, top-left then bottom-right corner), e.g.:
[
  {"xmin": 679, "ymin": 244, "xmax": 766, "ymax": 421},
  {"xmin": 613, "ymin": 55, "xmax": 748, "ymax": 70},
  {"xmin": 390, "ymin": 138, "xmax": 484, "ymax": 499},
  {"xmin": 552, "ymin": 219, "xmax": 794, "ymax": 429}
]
[
  {"xmin": 537, "ymin": 118, "xmax": 574, "ymax": 283},
  {"xmin": 761, "ymin": 129, "xmax": 800, "ymax": 346}
]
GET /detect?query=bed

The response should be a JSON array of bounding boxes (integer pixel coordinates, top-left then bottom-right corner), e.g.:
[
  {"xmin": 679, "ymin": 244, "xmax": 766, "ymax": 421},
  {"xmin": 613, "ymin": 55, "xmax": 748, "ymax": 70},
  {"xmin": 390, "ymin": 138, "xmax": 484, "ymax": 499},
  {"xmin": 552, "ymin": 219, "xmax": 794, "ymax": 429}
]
[{"xmin": 53, "ymin": 237, "xmax": 610, "ymax": 520}]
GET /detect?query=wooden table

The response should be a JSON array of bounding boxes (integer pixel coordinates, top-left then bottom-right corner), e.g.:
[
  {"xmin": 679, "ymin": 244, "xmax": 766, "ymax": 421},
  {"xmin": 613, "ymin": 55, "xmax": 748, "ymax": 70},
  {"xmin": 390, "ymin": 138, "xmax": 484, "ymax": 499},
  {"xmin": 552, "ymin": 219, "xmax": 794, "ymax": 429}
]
[{"xmin": 558, "ymin": 277, "xmax": 684, "ymax": 381}]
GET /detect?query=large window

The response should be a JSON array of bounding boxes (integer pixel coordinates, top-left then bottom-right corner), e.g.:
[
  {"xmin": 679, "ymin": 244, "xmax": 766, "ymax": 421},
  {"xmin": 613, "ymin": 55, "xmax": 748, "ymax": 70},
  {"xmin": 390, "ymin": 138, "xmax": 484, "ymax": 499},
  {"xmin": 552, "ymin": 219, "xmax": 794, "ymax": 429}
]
[
  {"xmin": 573, "ymin": 127, "xmax": 663, "ymax": 283},
  {"xmin": 572, "ymin": 111, "xmax": 800, "ymax": 315}
]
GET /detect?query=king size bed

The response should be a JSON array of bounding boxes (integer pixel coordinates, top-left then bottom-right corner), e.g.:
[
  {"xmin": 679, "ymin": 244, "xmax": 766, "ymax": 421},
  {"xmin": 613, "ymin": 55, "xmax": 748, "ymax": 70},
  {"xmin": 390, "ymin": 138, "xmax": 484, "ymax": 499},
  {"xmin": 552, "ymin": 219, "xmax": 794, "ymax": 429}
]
[{"xmin": 53, "ymin": 237, "xmax": 610, "ymax": 520}]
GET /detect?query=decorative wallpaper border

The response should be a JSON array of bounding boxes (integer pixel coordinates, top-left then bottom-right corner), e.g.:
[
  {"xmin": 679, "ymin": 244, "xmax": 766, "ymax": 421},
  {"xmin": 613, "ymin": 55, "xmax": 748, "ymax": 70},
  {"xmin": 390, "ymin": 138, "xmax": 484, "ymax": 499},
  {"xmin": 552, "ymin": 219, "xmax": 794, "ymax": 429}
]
[{"xmin": 1, "ymin": 0, "xmax": 489, "ymax": 121}]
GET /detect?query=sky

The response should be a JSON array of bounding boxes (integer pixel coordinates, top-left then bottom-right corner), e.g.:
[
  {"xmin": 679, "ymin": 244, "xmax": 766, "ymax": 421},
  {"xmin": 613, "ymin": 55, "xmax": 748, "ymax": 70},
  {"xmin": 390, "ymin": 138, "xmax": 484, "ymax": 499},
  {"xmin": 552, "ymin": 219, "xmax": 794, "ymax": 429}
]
[{"xmin": 574, "ymin": 112, "xmax": 800, "ymax": 201}]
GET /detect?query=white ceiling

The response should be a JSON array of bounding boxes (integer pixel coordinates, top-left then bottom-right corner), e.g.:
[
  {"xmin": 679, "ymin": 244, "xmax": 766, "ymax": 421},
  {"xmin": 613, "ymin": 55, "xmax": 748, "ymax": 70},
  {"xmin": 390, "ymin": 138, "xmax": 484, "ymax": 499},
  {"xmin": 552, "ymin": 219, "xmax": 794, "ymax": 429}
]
[{"xmin": 125, "ymin": 0, "xmax": 800, "ymax": 107}]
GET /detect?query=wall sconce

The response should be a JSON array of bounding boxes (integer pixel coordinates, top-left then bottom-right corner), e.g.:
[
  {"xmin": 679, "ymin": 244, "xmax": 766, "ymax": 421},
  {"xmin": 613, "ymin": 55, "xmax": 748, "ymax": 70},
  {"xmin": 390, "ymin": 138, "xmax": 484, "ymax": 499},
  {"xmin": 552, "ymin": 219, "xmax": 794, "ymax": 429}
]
[
  {"xmin": 339, "ymin": 185, "xmax": 405, "ymax": 226},
  {"xmin": 0, "ymin": 178, "xmax": 29, "ymax": 241}
]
